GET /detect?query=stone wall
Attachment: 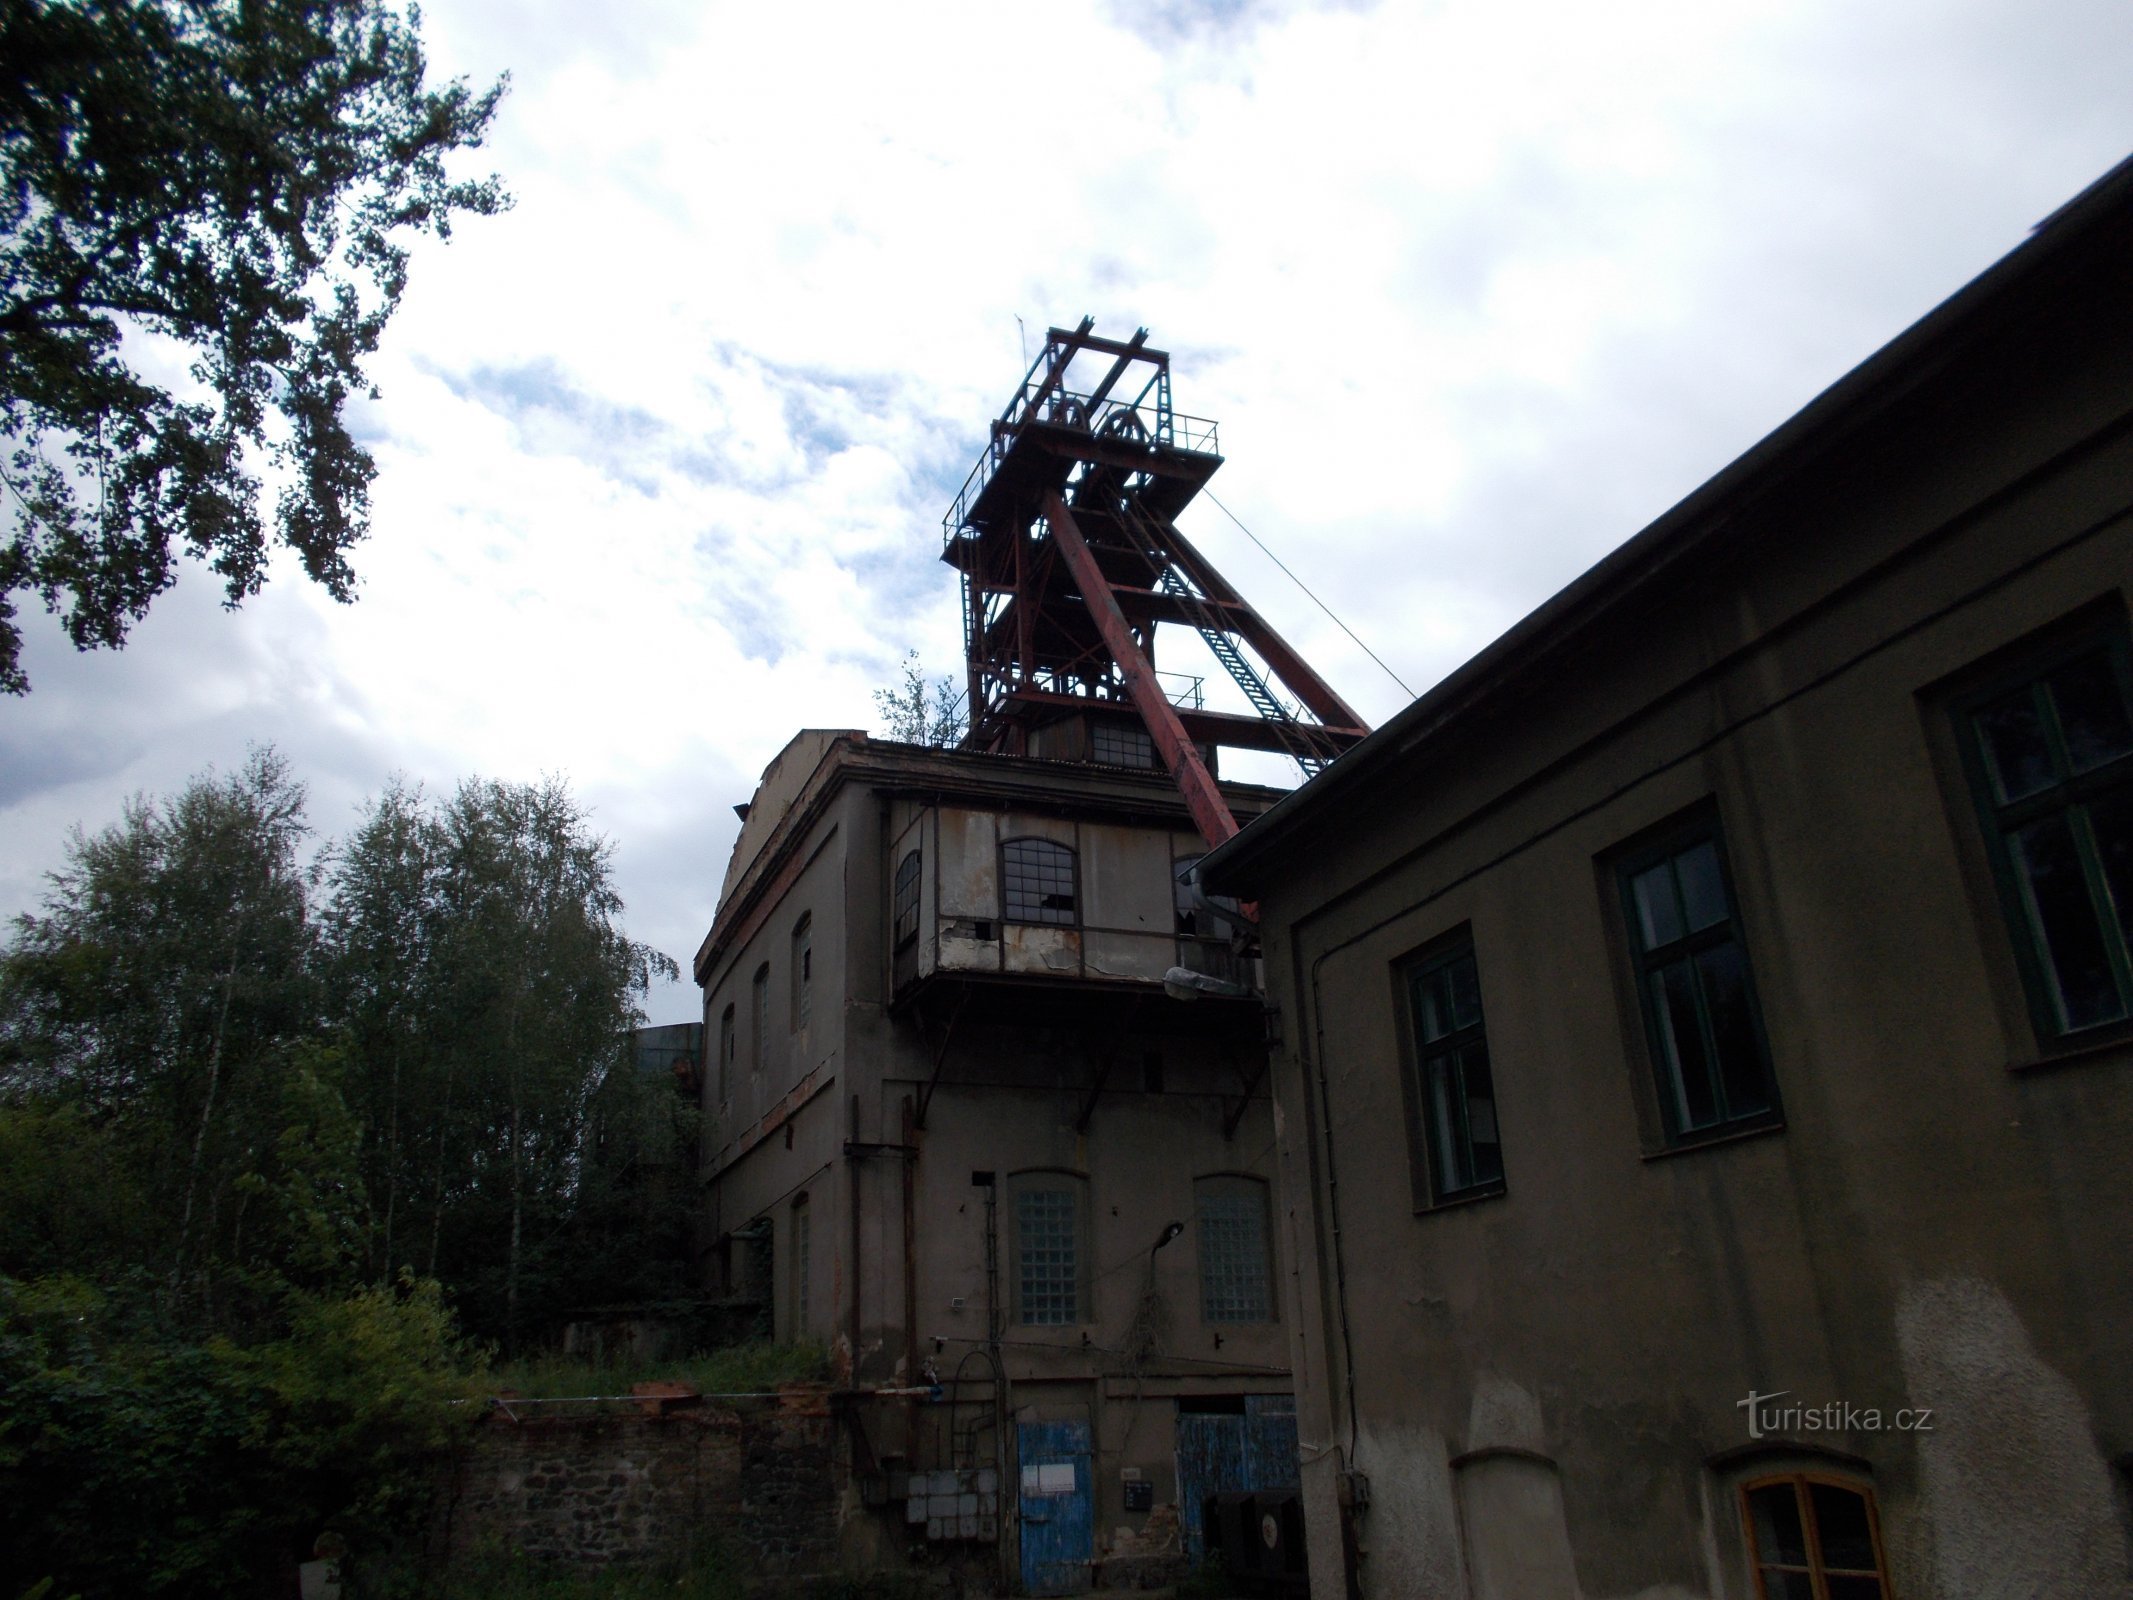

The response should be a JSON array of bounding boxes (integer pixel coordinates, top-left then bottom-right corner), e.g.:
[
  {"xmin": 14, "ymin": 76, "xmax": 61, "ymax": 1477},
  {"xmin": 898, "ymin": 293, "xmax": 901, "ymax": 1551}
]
[{"xmin": 439, "ymin": 1385, "xmax": 841, "ymax": 1576}]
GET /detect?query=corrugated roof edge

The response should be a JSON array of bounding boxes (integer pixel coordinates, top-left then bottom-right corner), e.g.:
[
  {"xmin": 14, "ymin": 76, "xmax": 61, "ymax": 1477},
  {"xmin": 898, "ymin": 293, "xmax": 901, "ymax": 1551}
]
[{"xmin": 1199, "ymin": 149, "xmax": 2133, "ymax": 898}]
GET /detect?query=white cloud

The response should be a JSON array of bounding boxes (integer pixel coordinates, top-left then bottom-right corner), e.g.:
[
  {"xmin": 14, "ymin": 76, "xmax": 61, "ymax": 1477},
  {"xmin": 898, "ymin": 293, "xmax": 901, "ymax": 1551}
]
[{"xmin": 6, "ymin": 0, "xmax": 2132, "ymax": 1022}]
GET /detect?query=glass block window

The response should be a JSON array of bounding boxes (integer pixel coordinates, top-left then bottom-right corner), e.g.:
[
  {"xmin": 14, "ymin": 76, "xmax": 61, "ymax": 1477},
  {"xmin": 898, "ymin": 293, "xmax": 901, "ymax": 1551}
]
[
  {"xmin": 1092, "ymin": 722, "xmax": 1156, "ymax": 768},
  {"xmin": 1014, "ymin": 1180, "xmax": 1083, "ymax": 1324},
  {"xmin": 1196, "ymin": 1176, "xmax": 1272, "ymax": 1322},
  {"xmin": 1406, "ymin": 938, "xmax": 1504, "ymax": 1200},
  {"xmin": 893, "ymin": 849, "xmax": 922, "ymax": 949},
  {"xmin": 1742, "ymin": 1476, "xmax": 1889, "ymax": 1599},
  {"xmin": 1620, "ymin": 819, "xmax": 1779, "ymax": 1144},
  {"xmin": 1003, "ymin": 838, "xmax": 1078, "ymax": 925},
  {"xmin": 1958, "ymin": 634, "xmax": 2133, "ymax": 1037}
]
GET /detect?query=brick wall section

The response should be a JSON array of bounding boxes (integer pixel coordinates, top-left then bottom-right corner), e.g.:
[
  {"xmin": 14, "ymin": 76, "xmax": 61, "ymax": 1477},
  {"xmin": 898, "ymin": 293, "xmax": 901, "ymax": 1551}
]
[{"xmin": 441, "ymin": 1386, "xmax": 841, "ymax": 1575}]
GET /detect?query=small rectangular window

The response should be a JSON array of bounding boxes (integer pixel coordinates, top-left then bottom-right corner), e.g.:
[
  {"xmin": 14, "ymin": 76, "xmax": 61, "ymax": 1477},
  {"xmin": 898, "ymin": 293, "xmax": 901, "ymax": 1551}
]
[
  {"xmin": 1092, "ymin": 722, "xmax": 1156, "ymax": 768},
  {"xmin": 1003, "ymin": 838, "xmax": 1078, "ymax": 926},
  {"xmin": 1956, "ymin": 631, "xmax": 2133, "ymax": 1040},
  {"xmin": 1405, "ymin": 938, "xmax": 1504, "ymax": 1200},
  {"xmin": 1618, "ymin": 817, "xmax": 1780, "ymax": 1144},
  {"xmin": 893, "ymin": 849, "xmax": 922, "ymax": 950}
]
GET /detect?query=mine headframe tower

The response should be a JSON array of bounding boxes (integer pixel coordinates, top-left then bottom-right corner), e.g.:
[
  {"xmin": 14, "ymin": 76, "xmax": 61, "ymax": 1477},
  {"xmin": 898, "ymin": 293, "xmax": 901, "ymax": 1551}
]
[{"xmin": 940, "ymin": 318, "xmax": 1370, "ymax": 849}]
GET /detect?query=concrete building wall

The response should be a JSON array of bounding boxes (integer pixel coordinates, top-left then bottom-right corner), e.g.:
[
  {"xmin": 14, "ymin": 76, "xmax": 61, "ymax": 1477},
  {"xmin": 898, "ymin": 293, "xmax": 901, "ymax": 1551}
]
[
  {"xmin": 697, "ymin": 737, "xmax": 1302, "ymax": 1576},
  {"xmin": 1211, "ymin": 168, "xmax": 2133, "ymax": 1599}
]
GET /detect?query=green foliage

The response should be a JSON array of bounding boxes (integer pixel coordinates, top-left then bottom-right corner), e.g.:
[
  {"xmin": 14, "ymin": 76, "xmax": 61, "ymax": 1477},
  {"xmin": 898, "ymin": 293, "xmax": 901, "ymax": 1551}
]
[
  {"xmin": 0, "ymin": 1101, "xmax": 148, "ymax": 1277},
  {"xmin": 0, "ymin": 751, "xmax": 693, "ymax": 1596},
  {"xmin": 0, "ymin": 1270, "xmax": 481, "ymax": 1598},
  {"xmin": 488, "ymin": 1339, "xmax": 830, "ymax": 1400},
  {"xmin": 0, "ymin": 747, "xmax": 319, "ymax": 1319},
  {"xmin": 0, "ymin": 0, "xmax": 509, "ymax": 693},
  {"xmin": 874, "ymin": 650, "xmax": 963, "ymax": 746}
]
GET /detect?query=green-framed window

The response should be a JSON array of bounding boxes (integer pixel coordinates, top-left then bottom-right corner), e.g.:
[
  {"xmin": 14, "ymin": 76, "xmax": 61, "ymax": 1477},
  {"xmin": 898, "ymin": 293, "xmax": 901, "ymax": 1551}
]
[
  {"xmin": 1619, "ymin": 818, "xmax": 1779, "ymax": 1143},
  {"xmin": 1405, "ymin": 938, "xmax": 1504, "ymax": 1200},
  {"xmin": 1956, "ymin": 631, "xmax": 2133, "ymax": 1039}
]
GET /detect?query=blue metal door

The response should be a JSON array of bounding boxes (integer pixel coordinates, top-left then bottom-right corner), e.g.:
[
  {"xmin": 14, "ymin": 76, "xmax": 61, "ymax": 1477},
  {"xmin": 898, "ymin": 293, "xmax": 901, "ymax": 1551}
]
[
  {"xmin": 1245, "ymin": 1393, "xmax": 1300, "ymax": 1490},
  {"xmin": 1175, "ymin": 1409, "xmax": 1247, "ymax": 1563},
  {"xmin": 1018, "ymin": 1419, "xmax": 1093, "ymax": 1596},
  {"xmin": 1176, "ymin": 1396, "xmax": 1301, "ymax": 1563}
]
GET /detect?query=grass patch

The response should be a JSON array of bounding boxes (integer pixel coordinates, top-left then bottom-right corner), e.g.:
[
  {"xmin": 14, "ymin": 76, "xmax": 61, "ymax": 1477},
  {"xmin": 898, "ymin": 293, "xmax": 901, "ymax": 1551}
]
[{"xmin": 486, "ymin": 1341, "xmax": 831, "ymax": 1400}]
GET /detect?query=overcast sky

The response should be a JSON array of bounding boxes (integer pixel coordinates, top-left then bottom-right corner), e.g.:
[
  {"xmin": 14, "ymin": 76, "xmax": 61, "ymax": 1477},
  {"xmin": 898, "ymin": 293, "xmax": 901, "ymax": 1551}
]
[{"xmin": 4, "ymin": 0, "xmax": 2131, "ymax": 1024}]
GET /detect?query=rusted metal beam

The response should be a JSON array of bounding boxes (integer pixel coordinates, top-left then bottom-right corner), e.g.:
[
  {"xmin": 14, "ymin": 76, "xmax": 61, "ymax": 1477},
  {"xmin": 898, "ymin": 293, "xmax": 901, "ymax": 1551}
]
[
  {"xmin": 1159, "ymin": 516, "xmax": 1369, "ymax": 731},
  {"xmin": 1111, "ymin": 585, "xmax": 1253, "ymax": 628},
  {"xmin": 1083, "ymin": 328, "xmax": 1152, "ymax": 410},
  {"xmin": 999, "ymin": 687, "xmax": 1366, "ymax": 754},
  {"xmin": 1045, "ymin": 493, "xmax": 1242, "ymax": 849},
  {"xmin": 1026, "ymin": 433, "xmax": 1218, "ymax": 473},
  {"xmin": 1044, "ymin": 325, "xmax": 1170, "ymax": 366},
  {"xmin": 1018, "ymin": 317, "xmax": 1094, "ymax": 425}
]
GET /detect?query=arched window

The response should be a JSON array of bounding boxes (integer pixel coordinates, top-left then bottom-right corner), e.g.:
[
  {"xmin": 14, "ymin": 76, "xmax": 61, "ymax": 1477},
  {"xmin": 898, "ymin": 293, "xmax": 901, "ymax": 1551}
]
[
  {"xmin": 1741, "ymin": 1475, "xmax": 1890, "ymax": 1597},
  {"xmin": 791, "ymin": 914, "xmax": 812, "ymax": 1031},
  {"xmin": 1003, "ymin": 837, "xmax": 1078, "ymax": 926},
  {"xmin": 718, "ymin": 1003, "xmax": 735, "ymax": 1103},
  {"xmin": 893, "ymin": 850, "xmax": 922, "ymax": 949},
  {"xmin": 751, "ymin": 963, "xmax": 770, "ymax": 1073},
  {"xmin": 1195, "ymin": 1174, "xmax": 1273, "ymax": 1322}
]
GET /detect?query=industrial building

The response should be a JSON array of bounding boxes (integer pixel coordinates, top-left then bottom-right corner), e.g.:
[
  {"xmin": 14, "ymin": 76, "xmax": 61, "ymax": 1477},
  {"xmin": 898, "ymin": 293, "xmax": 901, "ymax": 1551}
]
[
  {"xmin": 695, "ymin": 325, "xmax": 1362, "ymax": 1592},
  {"xmin": 1201, "ymin": 153, "xmax": 2133, "ymax": 1598}
]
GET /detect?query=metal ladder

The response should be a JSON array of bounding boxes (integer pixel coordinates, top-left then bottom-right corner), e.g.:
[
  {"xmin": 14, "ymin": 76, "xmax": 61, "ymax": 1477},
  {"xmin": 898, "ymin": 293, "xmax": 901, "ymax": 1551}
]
[{"xmin": 1112, "ymin": 496, "xmax": 1339, "ymax": 779}]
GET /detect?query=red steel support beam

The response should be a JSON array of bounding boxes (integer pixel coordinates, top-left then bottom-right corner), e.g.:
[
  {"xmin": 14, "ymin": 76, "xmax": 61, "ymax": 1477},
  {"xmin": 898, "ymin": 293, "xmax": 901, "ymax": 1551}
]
[
  {"xmin": 1159, "ymin": 515, "xmax": 1369, "ymax": 732},
  {"xmin": 1045, "ymin": 493, "xmax": 1241, "ymax": 849}
]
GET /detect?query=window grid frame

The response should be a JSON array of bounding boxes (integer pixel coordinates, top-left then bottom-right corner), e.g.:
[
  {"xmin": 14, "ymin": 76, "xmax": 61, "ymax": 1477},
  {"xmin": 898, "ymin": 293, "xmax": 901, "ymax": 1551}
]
[
  {"xmin": 1404, "ymin": 936, "xmax": 1506, "ymax": 1203},
  {"xmin": 893, "ymin": 849, "xmax": 922, "ymax": 951},
  {"xmin": 1617, "ymin": 816, "xmax": 1781, "ymax": 1147},
  {"xmin": 1002, "ymin": 837, "xmax": 1079, "ymax": 927},
  {"xmin": 1739, "ymin": 1473, "xmax": 1891, "ymax": 1600},
  {"xmin": 1092, "ymin": 722, "xmax": 1156, "ymax": 769},
  {"xmin": 792, "ymin": 914, "xmax": 812, "ymax": 1032},
  {"xmin": 1014, "ymin": 1180, "xmax": 1084, "ymax": 1326},
  {"xmin": 1953, "ymin": 628, "xmax": 2133, "ymax": 1043},
  {"xmin": 1196, "ymin": 1176, "xmax": 1273, "ymax": 1324}
]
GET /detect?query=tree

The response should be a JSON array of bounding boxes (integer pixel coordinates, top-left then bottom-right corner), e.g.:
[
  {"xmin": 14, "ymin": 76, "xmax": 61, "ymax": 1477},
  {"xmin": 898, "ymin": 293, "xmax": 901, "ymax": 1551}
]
[
  {"xmin": 0, "ymin": 746, "xmax": 319, "ymax": 1309},
  {"xmin": 318, "ymin": 778, "xmax": 445, "ymax": 1278},
  {"xmin": 381, "ymin": 776, "xmax": 677, "ymax": 1349},
  {"xmin": 0, "ymin": 0, "xmax": 509, "ymax": 693},
  {"xmin": 875, "ymin": 649, "xmax": 964, "ymax": 746}
]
